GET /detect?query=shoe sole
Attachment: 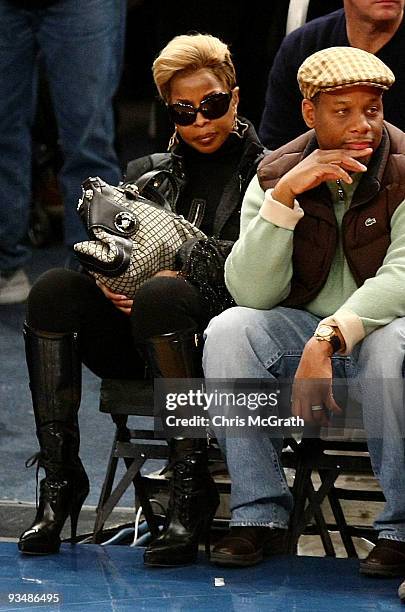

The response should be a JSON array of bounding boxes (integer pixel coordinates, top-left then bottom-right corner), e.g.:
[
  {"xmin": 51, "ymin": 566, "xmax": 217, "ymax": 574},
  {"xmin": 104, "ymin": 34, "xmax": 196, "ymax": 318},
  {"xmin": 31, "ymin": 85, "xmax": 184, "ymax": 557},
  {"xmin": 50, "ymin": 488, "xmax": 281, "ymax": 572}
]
[
  {"xmin": 210, "ymin": 550, "xmax": 263, "ymax": 567},
  {"xmin": 144, "ymin": 560, "xmax": 196, "ymax": 567},
  {"xmin": 18, "ymin": 546, "xmax": 60, "ymax": 555},
  {"xmin": 360, "ymin": 562, "xmax": 405, "ymax": 578},
  {"xmin": 18, "ymin": 540, "xmax": 61, "ymax": 555},
  {"xmin": 210, "ymin": 541, "xmax": 289, "ymax": 568},
  {"xmin": 144, "ymin": 554, "xmax": 197, "ymax": 567}
]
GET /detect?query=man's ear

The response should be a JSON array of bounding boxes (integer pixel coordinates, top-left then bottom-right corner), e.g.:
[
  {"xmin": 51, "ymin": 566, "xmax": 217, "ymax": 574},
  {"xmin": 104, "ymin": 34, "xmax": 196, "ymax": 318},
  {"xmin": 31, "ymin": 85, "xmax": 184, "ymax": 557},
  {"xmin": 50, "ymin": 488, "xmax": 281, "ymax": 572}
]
[{"xmin": 302, "ymin": 98, "xmax": 316, "ymax": 128}]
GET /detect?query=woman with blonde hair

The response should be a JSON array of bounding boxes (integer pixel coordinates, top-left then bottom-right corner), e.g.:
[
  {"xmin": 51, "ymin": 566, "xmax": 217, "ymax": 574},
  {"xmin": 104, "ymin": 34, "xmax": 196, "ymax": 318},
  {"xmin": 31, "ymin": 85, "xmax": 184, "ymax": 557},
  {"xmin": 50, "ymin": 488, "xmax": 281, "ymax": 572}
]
[{"xmin": 18, "ymin": 33, "xmax": 264, "ymax": 567}]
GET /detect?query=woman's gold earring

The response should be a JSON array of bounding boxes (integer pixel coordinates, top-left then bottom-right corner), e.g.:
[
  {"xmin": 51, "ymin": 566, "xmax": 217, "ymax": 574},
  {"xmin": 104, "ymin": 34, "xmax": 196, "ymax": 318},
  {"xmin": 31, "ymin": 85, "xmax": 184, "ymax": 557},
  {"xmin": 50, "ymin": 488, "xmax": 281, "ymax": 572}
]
[{"xmin": 168, "ymin": 128, "xmax": 179, "ymax": 150}]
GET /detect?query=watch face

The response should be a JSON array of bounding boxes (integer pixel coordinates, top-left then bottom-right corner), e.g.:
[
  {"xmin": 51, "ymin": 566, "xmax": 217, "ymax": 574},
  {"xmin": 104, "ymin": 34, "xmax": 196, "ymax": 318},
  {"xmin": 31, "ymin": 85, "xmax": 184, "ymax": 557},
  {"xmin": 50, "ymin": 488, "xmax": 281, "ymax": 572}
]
[{"xmin": 317, "ymin": 324, "xmax": 334, "ymax": 339}]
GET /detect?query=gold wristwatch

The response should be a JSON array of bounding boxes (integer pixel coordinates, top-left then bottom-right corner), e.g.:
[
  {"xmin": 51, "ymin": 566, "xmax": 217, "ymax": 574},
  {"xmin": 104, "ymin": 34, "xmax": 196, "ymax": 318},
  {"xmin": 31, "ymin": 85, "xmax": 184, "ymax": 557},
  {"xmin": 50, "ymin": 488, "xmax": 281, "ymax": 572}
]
[{"xmin": 314, "ymin": 324, "xmax": 342, "ymax": 353}]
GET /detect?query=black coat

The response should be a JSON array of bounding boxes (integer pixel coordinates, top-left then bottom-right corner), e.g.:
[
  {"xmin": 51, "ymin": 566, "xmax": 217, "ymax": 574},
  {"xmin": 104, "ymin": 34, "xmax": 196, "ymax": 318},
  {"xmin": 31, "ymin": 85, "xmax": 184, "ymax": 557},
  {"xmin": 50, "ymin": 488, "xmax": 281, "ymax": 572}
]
[{"xmin": 125, "ymin": 119, "xmax": 265, "ymax": 242}]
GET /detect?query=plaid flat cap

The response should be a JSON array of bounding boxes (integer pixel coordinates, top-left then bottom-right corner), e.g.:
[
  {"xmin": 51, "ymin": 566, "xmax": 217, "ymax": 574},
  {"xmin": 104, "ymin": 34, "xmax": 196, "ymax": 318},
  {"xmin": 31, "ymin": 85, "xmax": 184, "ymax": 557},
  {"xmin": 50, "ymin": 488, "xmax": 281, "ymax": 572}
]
[{"xmin": 297, "ymin": 46, "xmax": 395, "ymax": 99}]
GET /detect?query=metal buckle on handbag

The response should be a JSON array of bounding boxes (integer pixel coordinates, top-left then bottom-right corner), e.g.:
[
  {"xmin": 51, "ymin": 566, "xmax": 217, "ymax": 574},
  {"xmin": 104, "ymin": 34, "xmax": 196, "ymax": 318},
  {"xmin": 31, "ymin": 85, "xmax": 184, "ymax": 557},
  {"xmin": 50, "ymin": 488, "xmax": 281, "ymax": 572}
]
[{"xmin": 123, "ymin": 183, "xmax": 140, "ymax": 199}]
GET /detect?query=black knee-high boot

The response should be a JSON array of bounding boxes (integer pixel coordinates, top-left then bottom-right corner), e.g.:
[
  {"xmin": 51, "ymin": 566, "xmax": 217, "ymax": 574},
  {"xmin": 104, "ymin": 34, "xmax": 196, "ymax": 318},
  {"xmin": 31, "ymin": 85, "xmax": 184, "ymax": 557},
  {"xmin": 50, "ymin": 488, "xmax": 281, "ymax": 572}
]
[
  {"xmin": 142, "ymin": 330, "xmax": 219, "ymax": 567},
  {"xmin": 18, "ymin": 323, "xmax": 89, "ymax": 555}
]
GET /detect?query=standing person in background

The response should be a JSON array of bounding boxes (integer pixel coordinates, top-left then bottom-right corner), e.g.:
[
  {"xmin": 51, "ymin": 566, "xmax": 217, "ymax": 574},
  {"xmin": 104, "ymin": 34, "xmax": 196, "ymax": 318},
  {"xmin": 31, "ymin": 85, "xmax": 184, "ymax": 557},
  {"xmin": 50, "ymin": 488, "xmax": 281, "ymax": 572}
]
[
  {"xmin": 285, "ymin": 0, "xmax": 342, "ymax": 35},
  {"xmin": 0, "ymin": 0, "xmax": 126, "ymax": 305},
  {"xmin": 259, "ymin": 0, "xmax": 405, "ymax": 149}
]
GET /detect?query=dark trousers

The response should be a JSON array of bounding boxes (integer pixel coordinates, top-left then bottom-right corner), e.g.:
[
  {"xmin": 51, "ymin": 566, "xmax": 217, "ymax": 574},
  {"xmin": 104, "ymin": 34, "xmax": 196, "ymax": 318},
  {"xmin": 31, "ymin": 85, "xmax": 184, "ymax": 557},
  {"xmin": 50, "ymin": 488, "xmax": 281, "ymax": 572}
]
[{"xmin": 27, "ymin": 269, "xmax": 209, "ymax": 380}]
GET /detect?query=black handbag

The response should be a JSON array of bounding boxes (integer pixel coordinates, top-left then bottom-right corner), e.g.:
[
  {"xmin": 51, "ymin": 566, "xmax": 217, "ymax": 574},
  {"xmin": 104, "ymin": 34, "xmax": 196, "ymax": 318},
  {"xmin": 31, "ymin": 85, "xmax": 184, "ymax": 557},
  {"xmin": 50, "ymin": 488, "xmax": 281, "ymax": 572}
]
[{"xmin": 74, "ymin": 176, "xmax": 205, "ymax": 297}]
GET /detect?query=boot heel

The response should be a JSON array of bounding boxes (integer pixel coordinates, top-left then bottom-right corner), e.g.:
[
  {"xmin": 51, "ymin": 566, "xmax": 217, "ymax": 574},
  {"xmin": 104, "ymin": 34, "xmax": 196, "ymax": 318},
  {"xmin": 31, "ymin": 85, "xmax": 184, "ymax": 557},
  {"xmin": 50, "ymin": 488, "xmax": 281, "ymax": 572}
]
[
  {"xmin": 69, "ymin": 491, "xmax": 87, "ymax": 543},
  {"xmin": 70, "ymin": 509, "xmax": 79, "ymax": 543}
]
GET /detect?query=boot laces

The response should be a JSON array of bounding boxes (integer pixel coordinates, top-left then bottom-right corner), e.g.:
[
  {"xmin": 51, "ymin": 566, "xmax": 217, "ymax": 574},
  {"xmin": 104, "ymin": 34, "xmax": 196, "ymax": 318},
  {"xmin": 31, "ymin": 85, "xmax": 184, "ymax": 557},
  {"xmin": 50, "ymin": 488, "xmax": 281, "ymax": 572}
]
[
  {"xmin": 166, "ymin": 457, "xmax": 206, "ymax": 526},
  {"xmin": 25, "ymin": 452, "xmax": 42, "ymax": 508},
  {"xmin": 24, "ymin": 452, "xmax": 67, "ymax": 507}
]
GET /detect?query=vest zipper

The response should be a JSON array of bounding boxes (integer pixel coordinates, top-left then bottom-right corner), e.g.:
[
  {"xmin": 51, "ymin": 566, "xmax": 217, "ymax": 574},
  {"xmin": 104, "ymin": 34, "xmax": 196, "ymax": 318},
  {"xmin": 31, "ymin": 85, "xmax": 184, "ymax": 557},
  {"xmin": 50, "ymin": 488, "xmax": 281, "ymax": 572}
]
[{"xmin": 336, "ymin": 179, "xmax": 344, "ymax": 201}]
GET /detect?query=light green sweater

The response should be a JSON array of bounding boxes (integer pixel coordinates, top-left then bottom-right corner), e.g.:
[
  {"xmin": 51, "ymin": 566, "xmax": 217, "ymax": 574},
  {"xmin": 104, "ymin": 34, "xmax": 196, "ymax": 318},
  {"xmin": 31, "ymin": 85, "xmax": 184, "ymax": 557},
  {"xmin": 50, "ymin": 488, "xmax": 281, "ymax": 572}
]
[{"xmin": 225, "ymin": 174, "xmax": 405, "ymax": 353}]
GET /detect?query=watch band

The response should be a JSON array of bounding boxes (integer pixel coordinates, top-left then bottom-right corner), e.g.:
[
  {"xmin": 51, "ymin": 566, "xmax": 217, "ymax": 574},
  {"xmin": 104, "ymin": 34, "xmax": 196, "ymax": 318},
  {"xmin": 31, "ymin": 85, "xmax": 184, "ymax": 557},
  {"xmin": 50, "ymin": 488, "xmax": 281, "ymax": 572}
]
[{"xmin": 328, "ymin": 333, "xmax": 342, "ymax": 353}]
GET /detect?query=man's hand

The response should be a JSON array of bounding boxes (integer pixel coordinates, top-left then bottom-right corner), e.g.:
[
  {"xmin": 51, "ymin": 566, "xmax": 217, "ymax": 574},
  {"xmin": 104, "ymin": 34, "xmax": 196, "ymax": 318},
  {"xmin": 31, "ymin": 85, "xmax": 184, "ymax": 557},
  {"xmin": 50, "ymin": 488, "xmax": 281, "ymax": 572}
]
[
  {"xmin": 96, "ymin": 281, "xmax": 133, "ymax": 315},
  {"xmin": 272, "ymin": 147, "xmax": 372, "ymax": 208},
  {"xmin": 291, "ymin": 337, "xmax": 342, "ymax": 426}
]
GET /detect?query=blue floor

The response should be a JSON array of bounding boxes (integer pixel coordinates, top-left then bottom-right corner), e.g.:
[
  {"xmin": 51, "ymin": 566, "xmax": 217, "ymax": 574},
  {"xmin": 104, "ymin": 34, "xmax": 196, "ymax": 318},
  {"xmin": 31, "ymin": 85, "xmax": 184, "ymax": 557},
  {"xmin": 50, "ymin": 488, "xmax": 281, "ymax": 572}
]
[{"xmin": 0, "ymin": 543, "xmax": 402, "ymax": 611}]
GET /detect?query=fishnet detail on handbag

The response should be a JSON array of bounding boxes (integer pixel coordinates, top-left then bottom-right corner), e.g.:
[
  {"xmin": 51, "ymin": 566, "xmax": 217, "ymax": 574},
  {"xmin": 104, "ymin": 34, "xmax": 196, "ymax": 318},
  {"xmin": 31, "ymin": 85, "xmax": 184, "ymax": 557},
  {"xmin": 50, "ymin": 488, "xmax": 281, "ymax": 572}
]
[{"xmin": 74, "ymin": 177, "xmax": 206, "ymax": 296}]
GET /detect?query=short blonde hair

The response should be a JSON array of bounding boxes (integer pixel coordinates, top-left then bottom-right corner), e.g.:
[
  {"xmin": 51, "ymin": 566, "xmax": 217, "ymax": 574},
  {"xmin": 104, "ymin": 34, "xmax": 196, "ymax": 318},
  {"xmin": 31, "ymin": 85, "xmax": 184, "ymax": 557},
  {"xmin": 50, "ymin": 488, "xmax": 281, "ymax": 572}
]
[{"xmin": 152, "ymin": 33, "xmax": 236, "ymax": 103}]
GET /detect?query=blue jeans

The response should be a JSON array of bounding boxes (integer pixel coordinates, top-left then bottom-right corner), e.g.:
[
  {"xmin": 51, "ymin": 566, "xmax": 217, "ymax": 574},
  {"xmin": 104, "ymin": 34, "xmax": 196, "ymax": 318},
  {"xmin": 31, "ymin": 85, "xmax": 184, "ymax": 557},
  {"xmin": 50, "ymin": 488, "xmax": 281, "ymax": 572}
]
[
  {"xmin": 203, "ymin": 306, "xmax": 405, "ymax": 541},
  {"xmin": 0, "ymin": 0, "xmax": 124, "ymax": 271}
]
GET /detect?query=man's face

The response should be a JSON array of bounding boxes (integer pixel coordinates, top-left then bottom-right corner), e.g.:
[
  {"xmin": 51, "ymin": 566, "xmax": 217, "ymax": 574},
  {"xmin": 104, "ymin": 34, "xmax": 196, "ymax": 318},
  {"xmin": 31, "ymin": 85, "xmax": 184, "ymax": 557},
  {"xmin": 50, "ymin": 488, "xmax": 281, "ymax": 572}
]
[
  {"xmin": 344, "ymin": 0, "xmax": 405, "ymax": 23},
  {"xmin": 303, "ymin": 86, "xmax": 384, "ymax": 158}
]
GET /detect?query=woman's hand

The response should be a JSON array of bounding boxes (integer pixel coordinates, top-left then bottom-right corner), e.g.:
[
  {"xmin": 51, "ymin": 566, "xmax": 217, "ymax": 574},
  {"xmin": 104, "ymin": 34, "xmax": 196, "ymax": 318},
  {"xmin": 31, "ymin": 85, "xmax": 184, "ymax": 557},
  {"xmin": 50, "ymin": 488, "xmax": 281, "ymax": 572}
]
[
  {"xmin": 96, "ymin": 271, "xmax": 178, "ymax": 314},
  {"xmin": 96, "ymin": 281, "xmax": 133, "ymax": 316},
  {"xmin": 153, "ymin": 270, "xmax": 178, "ymax": 278}
]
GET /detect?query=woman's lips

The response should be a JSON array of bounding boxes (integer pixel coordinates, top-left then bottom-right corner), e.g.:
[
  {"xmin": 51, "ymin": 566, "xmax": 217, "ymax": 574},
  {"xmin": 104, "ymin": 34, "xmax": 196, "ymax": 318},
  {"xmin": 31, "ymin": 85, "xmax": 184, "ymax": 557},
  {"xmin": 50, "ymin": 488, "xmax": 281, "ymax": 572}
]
[{"xmin": 195, "ymin": 133, "xmax": 217, "ymax": 145}]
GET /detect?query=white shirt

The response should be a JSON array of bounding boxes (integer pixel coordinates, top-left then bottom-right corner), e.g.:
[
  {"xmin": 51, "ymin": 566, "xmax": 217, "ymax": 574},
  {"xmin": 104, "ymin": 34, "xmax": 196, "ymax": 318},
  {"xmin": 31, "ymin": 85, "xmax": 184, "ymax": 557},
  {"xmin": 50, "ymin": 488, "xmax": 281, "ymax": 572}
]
[{"xmin": 286, "ymin": 0, "xmax": 311, "ymax": 35}]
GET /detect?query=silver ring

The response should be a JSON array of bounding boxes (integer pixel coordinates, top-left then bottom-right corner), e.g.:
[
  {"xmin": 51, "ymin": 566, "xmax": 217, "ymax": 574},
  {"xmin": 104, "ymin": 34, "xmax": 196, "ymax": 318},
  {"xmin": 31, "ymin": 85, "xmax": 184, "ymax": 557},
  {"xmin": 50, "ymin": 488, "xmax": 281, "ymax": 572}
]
[{"xmin": 311, "ymin": 405, "xmax": 323, "ymax": 412}]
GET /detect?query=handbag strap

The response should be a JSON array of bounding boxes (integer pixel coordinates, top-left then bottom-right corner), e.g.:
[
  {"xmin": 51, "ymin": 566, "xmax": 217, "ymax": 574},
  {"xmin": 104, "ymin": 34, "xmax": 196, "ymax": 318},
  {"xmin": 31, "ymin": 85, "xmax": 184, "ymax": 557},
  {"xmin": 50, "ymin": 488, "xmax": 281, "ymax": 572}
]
[{"xmin": 134, "ymin": 169, "xmax": 180, "ymax": 211}]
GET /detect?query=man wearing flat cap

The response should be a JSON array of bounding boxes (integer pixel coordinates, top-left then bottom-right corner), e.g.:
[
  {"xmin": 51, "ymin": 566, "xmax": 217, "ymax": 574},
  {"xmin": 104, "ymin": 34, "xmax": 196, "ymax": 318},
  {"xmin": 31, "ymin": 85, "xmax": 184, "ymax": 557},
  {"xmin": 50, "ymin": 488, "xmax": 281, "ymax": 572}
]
[{"xmin": 203, "ymin": 46, "xmax": 405, "ymax": 574}]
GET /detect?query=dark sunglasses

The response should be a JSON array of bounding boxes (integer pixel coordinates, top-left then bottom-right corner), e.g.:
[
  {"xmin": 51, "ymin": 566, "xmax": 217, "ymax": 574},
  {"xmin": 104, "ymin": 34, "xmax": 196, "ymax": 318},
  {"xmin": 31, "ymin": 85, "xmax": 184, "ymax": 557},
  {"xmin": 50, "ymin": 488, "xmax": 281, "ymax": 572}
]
[{"xmin": 167, "ymin": 91, "xmax": 233, "ymax": 126}]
